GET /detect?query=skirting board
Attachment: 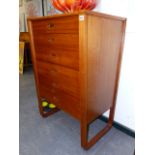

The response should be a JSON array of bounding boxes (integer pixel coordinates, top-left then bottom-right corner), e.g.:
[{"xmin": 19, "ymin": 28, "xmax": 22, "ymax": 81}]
[{"xmin": 99, "ymin": 116, "xmax": 135, "ymax": 138}]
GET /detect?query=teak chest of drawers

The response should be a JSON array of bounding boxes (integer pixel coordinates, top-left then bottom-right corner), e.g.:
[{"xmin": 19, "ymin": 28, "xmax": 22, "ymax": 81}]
[{"xmin": 28, "ymin": 11, "xmax": 126, "ymax": 149}]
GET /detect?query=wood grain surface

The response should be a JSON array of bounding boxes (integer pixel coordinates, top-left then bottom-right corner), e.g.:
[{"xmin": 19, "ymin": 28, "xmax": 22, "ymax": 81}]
[{"xmin": 28, "ymin": 11, "xmax": 126, "ymax": 149}]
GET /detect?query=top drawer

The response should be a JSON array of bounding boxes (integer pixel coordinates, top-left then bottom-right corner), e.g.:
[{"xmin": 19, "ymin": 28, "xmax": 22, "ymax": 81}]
[{"xmin": 32, "ymin": 15, "xmax": 79, "ymax": 34}]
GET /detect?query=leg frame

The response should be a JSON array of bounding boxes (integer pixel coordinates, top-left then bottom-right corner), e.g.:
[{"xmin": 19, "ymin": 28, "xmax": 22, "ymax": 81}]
[{"xmin": 81, "ymin": 107, "xmax": 115, "ymax": 150}]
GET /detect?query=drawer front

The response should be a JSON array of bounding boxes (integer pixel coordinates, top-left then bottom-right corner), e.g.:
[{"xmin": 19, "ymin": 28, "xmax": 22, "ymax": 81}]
[
  {"xmin": 32, "ymin": 16, "xmax": 79, "ymax": 34},
  {"xmin": 39, "ymin": 79, "xmax": 81, "ymax": 120},
  {"xmin": 34, "ymin": 33, "xmax": 79, "ymax": 52},
  {"xmin": 37, "ymin": 61, "xmax": 80, "ymax": 98},
  {"xmin": 36, "ymin": 49, "xmax": 79, "ymax": 70}
]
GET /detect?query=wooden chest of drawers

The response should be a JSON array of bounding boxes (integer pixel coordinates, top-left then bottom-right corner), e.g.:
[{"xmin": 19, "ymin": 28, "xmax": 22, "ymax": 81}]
[{"xmin": 28, "ymin": 11, "xmax": 126, "ymax": 149}]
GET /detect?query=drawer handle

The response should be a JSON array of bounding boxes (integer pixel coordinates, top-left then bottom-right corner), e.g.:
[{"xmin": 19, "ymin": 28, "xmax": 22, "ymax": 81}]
[
  {"xmin": 50, "ymin": 69, "xmax": 57, "ymax": 74},
  {"xmin": 51, "ymin": 88, "xmax": 55, "ymax": 93},
  {"xmin": 52, "ymin": 82, "xmax": 57, "ymax": 87},
  {"xmin": 51, "ymin": 53, "xmax": 57, "ymax": 57},
  {"xmin": 47, "ymin": 23, "xmax": 54, "ymax": 29},
  {"xmin": 48, "ymin": 38, "xmax": 55, "ymax": 43},
  {"xmin": 53, "ymin": 96, "xmax": 59, "ymax": 102}
]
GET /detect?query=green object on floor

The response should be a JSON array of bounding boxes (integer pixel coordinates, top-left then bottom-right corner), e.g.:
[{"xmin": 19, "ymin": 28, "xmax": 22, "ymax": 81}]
[
  {"xmin": 49, "ymin": 103, "xmax": 56, "ymax": 109},
  {"xmin": 42, "ymin": 101, "xmax": 48, "ymax": 107}
]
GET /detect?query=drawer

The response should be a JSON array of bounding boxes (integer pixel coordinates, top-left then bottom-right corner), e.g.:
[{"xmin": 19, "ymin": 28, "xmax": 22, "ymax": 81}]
[
  {"xmin": 37, "ymin": 61, "xmax": 80, "ymax": 98},
  {"xmin": 32, "ymin": 16, "xmax": 79, "ymax": 34},
  {"xmin": 34, "ymin": 33, "xmax": 79, "ymax": 51},
  {"xmin": 39, "ymin": 82, "xmax": 81, "ymax": 120},
  {"xmin": 36, "ymin": 49, "xmax": 79, "ymax": 70}
]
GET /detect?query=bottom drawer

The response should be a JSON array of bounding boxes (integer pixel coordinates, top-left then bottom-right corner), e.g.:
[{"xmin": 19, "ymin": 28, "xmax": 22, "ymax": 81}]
[{"xmin": 39, "ymin": 84, "xmax": 81, "ymax": 120}]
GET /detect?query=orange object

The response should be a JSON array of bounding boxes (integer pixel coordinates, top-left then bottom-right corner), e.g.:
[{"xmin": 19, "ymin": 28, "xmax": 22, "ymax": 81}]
[{"xmin": 51, "ymin": 0, "xmax": 97, "ymax": 13}]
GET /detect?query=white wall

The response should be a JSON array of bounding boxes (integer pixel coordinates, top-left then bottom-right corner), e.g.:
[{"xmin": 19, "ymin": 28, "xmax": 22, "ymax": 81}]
[
  {"xmin": 19, "ymin": 1, "xmax": 25, "ymax": 14},
  {"xmin": 94, "ymin": 0, "xmax": 135, "ymax": 130}
]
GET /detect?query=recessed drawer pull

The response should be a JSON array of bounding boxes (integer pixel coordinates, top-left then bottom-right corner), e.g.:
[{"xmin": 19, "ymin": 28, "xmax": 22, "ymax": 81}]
[
  {"xmin": 48, "ymin": 38, "xmax": 55, "ymax": 43},
  {"xmin": 51, "ymin": 53, "xmax": 57, "ymax": 57},
  {"xmin": 53, "ymin": 96, "xmax": 59, "ymax": 102},
  {"xmin": 52, "ymin": 82, "xmax": 57, "ymax": 87},
  {"xmin": 51, "ymin": 88, "xmax": 55, "ymax": 93},
  {"xmin": 47, "ymin": 23, "xmax": 55, "ymax": 29},
  {"xmin": 50, "ymin": 69, "xmax": 57, "ymax": 74}
]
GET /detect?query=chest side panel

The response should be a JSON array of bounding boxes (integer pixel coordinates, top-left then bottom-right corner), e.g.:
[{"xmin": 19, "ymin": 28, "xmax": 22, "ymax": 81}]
[{"xmin": 86, "ymin": 15, "xmax": 125, "ymax": 123}]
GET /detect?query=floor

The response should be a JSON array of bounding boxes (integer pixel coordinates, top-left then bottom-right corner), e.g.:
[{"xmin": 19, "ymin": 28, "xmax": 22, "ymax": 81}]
[{"xmin": 19, "ymin": 69, "xmax": 135, "ymax": 155}]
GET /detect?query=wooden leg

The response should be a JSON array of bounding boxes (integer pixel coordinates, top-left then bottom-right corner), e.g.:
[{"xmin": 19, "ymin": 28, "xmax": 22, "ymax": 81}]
[{"xmin": 81, "ymin": 107, "xmax": 115, "ymax": 150}]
